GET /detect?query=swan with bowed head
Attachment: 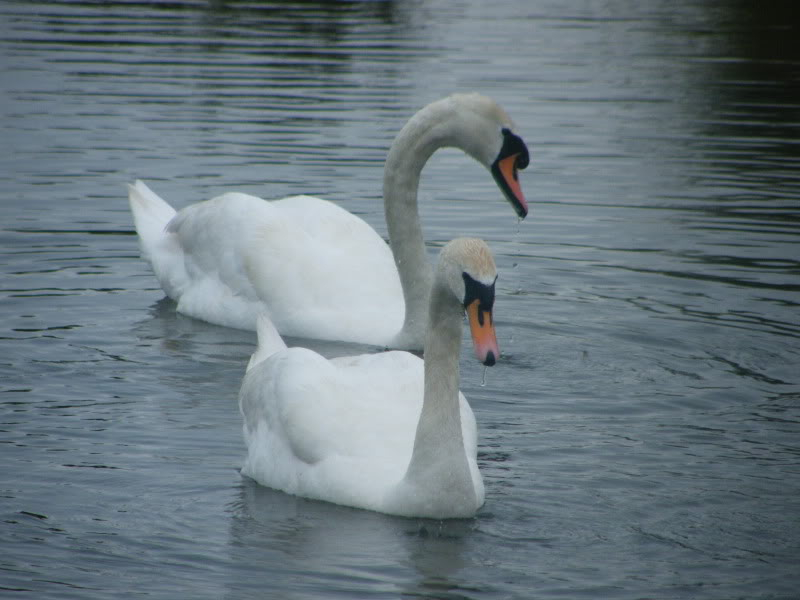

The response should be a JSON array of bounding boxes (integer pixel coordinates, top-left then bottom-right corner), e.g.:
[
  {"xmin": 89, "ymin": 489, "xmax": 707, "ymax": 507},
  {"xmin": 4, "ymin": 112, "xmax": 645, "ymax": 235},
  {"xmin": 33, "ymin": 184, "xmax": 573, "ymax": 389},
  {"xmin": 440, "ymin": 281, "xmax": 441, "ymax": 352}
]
[
  {"xmin": 128, "ymin": 93, "xmax": 528, "ymax": 350},
  {"xmin": 239, "ymin": 237, "xmax": 500, "ymax": 518}
]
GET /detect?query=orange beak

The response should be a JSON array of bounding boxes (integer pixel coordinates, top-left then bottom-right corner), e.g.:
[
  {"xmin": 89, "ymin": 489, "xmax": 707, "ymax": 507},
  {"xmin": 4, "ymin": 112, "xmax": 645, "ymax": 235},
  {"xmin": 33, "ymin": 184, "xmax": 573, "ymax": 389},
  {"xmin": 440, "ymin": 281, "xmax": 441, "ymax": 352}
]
[
  {"xmin": 466, "ymin": 299, "xmax": 499, "ymax": 366},
  {"xmin": 494, "ymin": 153, "xmax": 528, "ymax": 219},
  {"xmin": 498, "ymin": 154, "xmax": 526, "ymax": 211}
]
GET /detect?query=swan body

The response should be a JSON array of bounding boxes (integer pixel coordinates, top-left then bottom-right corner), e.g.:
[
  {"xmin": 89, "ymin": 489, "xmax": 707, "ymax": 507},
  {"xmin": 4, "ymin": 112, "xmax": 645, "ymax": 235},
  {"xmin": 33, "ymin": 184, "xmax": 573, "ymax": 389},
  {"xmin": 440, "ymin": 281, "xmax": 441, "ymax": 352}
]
[
  {"xmin": 129, "ymin": 93, "xmax": 528, "ymax": 349},
  {"xmin": 130, "ymin": 185, "xmax": 404, "ymax": 340},
  {"xmin": 239, "ymin": 238, "xmax": 500, "ymax": 518}
]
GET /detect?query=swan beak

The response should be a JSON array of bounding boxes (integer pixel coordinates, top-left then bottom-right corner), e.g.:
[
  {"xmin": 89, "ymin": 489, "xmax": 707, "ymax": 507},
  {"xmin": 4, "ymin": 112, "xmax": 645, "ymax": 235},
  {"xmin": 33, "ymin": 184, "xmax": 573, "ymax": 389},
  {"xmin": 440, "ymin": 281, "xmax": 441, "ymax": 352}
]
[
  {"xmin": 491, "ymin": 153, "xmax": 528, "ymax": 219},
  {"xmin": 466, "ymin": 299, "xmax": 499, "ymax": 367}
]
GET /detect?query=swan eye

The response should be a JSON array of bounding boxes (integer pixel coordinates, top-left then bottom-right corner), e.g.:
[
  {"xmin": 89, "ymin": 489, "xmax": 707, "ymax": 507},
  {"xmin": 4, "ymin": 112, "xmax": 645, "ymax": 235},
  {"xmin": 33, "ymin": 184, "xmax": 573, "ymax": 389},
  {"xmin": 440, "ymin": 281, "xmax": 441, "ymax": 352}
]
[
  {"xmin": 462, "ymin": 272, "xmax": 496, "ymax": 312},
  {"xmin": 499, "ymin": 128, "xmax": 529, "ymax": 170},
  {"xmin": 463, "ymin": 272, "xmax": 500, "ymax": 367}
]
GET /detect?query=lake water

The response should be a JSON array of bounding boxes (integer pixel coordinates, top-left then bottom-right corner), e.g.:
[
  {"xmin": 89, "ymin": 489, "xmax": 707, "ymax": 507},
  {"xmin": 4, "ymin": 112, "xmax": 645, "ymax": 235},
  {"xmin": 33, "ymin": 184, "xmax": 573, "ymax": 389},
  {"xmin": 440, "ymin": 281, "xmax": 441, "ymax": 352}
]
[{"xmin": 1, "ymin": 1, "xmax": 799, "ymax": 598}]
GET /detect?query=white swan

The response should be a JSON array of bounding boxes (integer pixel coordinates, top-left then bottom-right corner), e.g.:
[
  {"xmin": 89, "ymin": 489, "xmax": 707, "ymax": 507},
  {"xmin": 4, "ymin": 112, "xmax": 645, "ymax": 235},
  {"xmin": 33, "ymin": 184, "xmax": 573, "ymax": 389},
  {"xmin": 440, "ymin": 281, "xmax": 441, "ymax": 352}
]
[
  {"xmin": 239, "ymin": 238, "xmax": 499, "ymax": 519},
  {"xmin": 128, "ymin": 93, "xmax": 528, "ymax": 349}
]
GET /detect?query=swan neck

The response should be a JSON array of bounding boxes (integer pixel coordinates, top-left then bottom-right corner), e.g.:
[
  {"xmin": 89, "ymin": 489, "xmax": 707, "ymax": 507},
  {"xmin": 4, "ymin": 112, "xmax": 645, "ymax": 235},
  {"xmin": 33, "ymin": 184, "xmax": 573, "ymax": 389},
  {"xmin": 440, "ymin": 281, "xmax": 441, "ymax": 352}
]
[
  {"xmin": 402, "ymin": 280, "xmax": 473, "ymax": 498},
  {"xmin": 384, "ymin": 102, "xmax": 472, "ymax": 348}
]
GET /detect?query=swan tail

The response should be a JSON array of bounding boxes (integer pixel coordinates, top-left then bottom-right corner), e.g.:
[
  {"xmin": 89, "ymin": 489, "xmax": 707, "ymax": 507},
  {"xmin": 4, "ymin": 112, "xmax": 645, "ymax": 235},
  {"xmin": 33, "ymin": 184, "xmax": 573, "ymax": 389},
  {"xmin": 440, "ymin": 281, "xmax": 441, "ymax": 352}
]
[
  {"xmin": 127, "ymin": 180, "xmax": 177, "ymax": 258},
  {"xmin": 248, "ymin": 314, "xmax": 288, "ymax": 370}
]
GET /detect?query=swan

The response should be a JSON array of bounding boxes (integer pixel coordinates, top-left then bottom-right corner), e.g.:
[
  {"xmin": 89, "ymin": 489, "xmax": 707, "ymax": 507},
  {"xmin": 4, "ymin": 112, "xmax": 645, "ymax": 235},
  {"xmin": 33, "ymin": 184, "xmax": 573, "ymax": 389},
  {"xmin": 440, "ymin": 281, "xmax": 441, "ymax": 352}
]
[
  {"xmin": 128, "ymin": 93, "xmax": 528, "ymax": 349},
  {"xmin": 239, "ymin": 238, "xmax": 500, "ymax": 518}
]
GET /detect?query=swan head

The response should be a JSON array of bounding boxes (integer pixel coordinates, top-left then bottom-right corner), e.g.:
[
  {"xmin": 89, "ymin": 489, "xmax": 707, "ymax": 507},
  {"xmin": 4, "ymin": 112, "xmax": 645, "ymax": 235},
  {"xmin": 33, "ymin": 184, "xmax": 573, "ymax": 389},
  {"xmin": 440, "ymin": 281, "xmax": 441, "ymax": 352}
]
[
  {"xmin": 447, "ymin": 93, "xmax": 530, "ymax": 220},
  {"xmin": 438, "ymin": 238, "xmax": 500, "ymax": 367}
]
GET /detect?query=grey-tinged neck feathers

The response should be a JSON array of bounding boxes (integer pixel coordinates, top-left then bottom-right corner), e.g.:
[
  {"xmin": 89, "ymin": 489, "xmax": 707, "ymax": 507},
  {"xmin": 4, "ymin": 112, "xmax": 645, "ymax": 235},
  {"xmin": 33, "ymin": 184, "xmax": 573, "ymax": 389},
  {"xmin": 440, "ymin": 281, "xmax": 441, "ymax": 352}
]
[
  {"xmin": 388, "ymin": 238, "xmax": 496, "ymax": 518},
  {"xmin": 384, "ymin": 94, "xmax": 513, "ymax": 350}
]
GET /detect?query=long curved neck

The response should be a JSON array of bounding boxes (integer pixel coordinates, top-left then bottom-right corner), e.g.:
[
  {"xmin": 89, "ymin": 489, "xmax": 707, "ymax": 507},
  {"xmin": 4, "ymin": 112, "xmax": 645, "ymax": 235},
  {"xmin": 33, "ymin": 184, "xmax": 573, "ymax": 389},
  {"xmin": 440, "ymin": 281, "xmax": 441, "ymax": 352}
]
[
  {"xmin": 384, "ymin": 99, "xmax": 478, "ymax": 349},
  {"xmin": 401, "ymin": 280, "xmax": 476, "ymax": 507}
]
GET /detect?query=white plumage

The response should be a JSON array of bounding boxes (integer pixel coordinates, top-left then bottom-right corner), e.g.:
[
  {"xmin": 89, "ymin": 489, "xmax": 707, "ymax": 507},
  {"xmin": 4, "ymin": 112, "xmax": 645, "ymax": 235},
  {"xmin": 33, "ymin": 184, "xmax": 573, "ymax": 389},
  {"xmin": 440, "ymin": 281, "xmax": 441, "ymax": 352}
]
[
  {"xmin": 128, "ymin": 93, "xmax": 528, "ymax": 349},
  {"xmin": 239, "ymin": 238, "xmax": 500, "ymax": 519}
]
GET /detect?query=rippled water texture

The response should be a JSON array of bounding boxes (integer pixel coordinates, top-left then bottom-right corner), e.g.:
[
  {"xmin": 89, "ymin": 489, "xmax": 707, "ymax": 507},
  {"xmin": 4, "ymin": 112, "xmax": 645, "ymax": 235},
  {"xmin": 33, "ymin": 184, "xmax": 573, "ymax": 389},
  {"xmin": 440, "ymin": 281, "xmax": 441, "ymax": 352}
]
[{"xmin": 1, "ymin": 1, "xmax": 799, "ymax": 599}]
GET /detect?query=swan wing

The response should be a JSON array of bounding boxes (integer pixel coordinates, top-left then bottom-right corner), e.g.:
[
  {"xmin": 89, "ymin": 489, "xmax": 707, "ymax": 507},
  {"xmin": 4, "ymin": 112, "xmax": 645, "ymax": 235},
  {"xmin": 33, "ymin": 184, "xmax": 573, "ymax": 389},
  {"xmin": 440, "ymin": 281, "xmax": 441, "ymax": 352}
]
[
  {"xmin": 239, "ymin": 348, "xmax": 424, "ymax": 510},
  {"xmin": 244, "ymin": 196, "xmax": 404, "ymax": 343}
]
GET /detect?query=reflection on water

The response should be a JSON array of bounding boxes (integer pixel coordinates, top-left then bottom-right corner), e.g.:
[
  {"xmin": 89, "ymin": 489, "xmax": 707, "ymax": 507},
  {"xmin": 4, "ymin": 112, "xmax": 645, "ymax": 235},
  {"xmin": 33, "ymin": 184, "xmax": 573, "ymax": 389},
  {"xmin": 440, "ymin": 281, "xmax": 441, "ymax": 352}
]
[
  {"xmin": 1, "ymin": 0, "xmax": 799, "ymax": 598},
  {"xmin": 231, "ymin": 479, "xmax": 478, "ymax": 599}
]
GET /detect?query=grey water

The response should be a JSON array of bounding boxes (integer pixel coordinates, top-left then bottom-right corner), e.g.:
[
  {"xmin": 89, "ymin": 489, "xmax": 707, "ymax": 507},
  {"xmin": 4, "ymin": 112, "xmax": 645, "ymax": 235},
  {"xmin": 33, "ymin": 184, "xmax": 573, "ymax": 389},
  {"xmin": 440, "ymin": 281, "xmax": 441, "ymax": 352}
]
[{"xmin": 1, "ymin": 1, "xmax": 798, "ymax": 598}]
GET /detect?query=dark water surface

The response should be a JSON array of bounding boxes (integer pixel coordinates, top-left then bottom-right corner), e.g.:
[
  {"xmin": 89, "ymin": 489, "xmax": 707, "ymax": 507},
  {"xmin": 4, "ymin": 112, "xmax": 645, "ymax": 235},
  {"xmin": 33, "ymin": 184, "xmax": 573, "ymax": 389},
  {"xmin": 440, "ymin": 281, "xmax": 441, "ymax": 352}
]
[{"xmin": 1, "ymin": 1, "xmax": 799, "ymax": 598}]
